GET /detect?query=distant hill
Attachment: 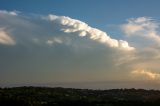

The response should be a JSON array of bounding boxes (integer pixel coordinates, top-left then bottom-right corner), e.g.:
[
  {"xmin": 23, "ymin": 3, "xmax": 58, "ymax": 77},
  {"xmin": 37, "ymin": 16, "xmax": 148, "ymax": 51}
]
[{"xmin": 1, "ymin": 87, "xmax": 160, "ymax": 106}]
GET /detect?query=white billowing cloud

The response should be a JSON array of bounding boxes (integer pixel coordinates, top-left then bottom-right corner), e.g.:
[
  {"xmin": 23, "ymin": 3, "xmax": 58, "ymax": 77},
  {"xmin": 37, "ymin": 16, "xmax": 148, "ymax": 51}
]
[
  {"xmin": 0, "ymin": 11, "xmax": 135, "ymax": 51},
  {"xmin": 0, "ymin": 28, "xmax": 15, "ymax": 45},
  {"xmin": 47, "ymin": 15, "xmax": 135, "ymax": 51},
  {"xmin": 0, "ymin": 10, "xmax": 18, "ymax": 16},
  {"xmin": 131, "ymin": 69, "xmax": 160, "ymax": 80},
  {"xmin": 121, "ymin": 17, "xmax": 160, "ymax": 44}
]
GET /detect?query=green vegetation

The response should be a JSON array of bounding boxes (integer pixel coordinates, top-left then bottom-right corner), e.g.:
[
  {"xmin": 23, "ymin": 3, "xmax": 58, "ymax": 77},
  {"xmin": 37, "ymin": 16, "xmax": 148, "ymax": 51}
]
[{"xmin": 1, "ymin": 87, "xmax": 160, "ymax": 106}]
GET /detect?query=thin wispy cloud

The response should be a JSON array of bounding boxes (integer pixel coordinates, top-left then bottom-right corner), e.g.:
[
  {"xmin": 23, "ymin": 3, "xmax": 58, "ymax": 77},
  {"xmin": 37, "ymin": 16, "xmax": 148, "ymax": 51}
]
[
  {"xmin": 121, "ymin": 17, "xmax": 160, "ymax": 44},
  {"xmin": 0, "ymin": 28, "xmax": 15, "ymax": 45},
  {"xmin": 46, "ymin": 37, "xmax": 63, "ymax": 46},
  {"xmin": 131, "ymin": 69, "xmax": 160, "ymax": 80},
  {"xmin": 0, "ymin": 10, "xmax": 18, "ymax": 16}
]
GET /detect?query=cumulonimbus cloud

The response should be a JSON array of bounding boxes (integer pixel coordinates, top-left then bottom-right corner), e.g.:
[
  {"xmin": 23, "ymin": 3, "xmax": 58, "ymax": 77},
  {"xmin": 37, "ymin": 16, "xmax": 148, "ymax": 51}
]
[
  {"xmin": 47, "ymin": 15, "xmax": 135, "ymax": 51},
  {"xmin": 2, "ymin": 10, "xmax": 160, "ymax": 85},
  {"xmin": 1, "ymin": 10, "xmax": 134, "ymax": 83},
  {"xmin": 121, "ymin": 17, "xmax": 160, "ymax": 44}
]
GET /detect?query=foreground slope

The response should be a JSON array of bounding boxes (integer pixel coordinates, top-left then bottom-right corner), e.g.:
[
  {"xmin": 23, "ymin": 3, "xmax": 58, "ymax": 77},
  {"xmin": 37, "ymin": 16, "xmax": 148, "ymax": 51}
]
[{"xmin": 1, "ymin": 87, "xmax": 160, "ymax": 106}]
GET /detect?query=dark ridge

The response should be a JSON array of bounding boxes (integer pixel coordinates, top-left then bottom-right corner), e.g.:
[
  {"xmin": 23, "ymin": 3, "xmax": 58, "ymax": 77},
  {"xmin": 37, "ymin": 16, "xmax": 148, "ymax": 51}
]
[{"xmin": 1, "ymin": 86, "xmax": 160, "ymax": 106}]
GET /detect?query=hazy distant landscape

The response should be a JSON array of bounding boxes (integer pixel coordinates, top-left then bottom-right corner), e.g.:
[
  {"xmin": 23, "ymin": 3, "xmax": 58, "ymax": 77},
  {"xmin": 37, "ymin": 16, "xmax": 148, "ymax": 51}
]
[
  {"xmin": 1, "ymin": 80, "xmax": 160, "ymax": 90},
  {"xmin": 1, "ymin": 87, "xmax": 160, "ymax": 106}
]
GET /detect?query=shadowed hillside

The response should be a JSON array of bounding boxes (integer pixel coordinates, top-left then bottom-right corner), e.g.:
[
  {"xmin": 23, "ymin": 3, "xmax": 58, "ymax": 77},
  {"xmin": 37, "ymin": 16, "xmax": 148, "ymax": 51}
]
[{"xmin": 1, "ymin": 87, "xmax": 160, "ymax": 106}]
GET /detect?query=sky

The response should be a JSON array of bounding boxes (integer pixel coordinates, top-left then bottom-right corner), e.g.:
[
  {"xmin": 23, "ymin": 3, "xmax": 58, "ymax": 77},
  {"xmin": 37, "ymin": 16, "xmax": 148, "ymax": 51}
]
[{"xmin": 1, "ymin": 0, "xmax": 160, "ymax": 89}]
